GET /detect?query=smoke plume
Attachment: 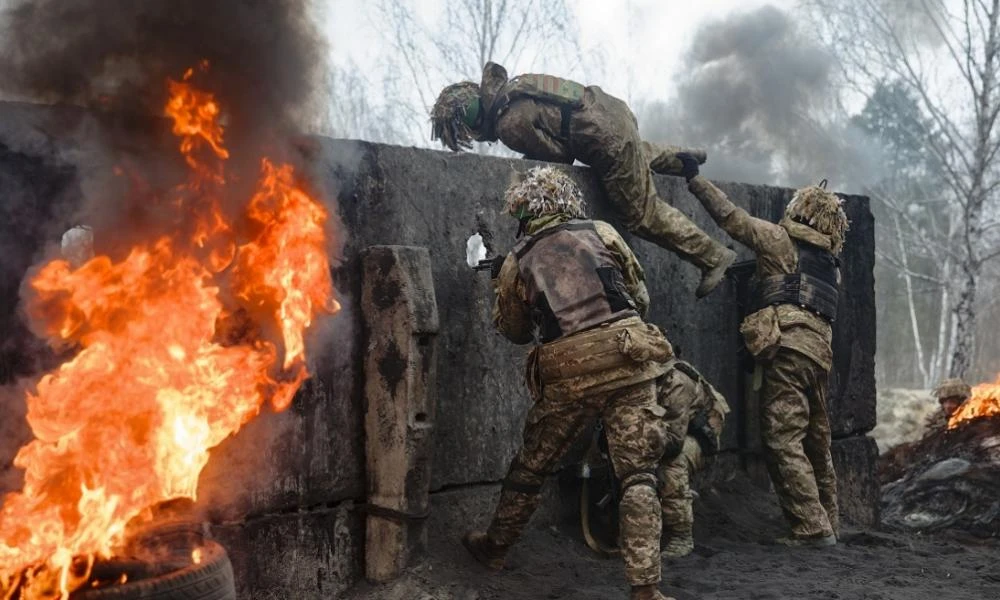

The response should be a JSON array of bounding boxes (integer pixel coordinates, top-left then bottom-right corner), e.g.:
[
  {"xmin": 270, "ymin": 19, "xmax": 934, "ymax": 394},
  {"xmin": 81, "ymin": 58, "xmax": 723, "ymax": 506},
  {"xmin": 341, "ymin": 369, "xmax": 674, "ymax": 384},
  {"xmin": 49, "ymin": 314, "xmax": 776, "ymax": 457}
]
[{"xmin": 641, "ymin": 4, "xmax": 872, "ymax": 190}]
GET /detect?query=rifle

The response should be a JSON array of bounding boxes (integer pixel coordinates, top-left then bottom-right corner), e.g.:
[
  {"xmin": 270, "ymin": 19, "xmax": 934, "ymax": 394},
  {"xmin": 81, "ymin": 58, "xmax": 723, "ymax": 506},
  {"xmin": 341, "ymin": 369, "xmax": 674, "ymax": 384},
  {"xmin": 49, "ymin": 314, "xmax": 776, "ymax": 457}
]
[{"xmin": 473, "ymin": 256, "xmax": 505, "ymax": 278}]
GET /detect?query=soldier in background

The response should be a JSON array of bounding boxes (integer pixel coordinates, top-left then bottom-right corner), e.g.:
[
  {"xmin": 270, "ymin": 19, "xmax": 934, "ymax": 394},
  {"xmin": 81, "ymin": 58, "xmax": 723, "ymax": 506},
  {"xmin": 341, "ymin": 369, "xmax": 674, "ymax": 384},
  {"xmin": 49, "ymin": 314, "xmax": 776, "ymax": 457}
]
[
  {"xmin": 430, "ymin": 62, "xmax": 736, "ymax": 298},
  {"xmin": 464, "ymin": 166, "xmax": 678, "ymax": 600},
  {"xmin": 656, "ymin": 361, "xmax": 729, "ymax": 558},
  {"xmin": 677, "ymin": 153, "xmax": 847, "ymax": 547},
  {"xmin": 924, "ymin": 378, "xmax": 972, "ymax": 434}
]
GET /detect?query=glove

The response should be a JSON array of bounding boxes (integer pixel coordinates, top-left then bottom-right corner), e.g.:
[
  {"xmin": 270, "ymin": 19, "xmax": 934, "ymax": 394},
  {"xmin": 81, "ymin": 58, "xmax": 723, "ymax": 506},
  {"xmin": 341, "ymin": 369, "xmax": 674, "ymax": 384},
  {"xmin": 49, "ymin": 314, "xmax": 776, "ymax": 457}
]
[
  {"xmin": 676, "ymin": 152, "xmax": 700, "ymax": 182},
  {"xmin": 688, "ymin": 410, "xmax": 719, "ymax": 454},
  {"xmin": 475, "ymin": 255, "xmax": 506, "ymax": 279}
]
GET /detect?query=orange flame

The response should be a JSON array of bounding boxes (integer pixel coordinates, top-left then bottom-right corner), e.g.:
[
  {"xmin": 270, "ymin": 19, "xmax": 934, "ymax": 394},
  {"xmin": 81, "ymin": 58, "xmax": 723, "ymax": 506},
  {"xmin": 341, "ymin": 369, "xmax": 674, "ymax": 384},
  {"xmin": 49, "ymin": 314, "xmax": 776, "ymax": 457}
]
[
  {"xmin": 0, "ymin": 65, "xmax": 337, "ymax": 598},
  {"xmin": 948, "ymin": 376, "xmax": 1000, "ymax": 428}
]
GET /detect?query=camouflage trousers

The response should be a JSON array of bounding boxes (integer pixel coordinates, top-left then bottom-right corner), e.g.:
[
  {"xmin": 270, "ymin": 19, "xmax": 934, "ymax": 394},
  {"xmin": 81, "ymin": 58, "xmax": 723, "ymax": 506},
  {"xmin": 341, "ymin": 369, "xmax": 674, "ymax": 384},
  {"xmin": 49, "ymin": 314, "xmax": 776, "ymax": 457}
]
[
  {"xmin": 658, "ymin": 437, "xmax": 702, "ymax": 542},
  {"xmin": 568, "ymin": 87, "xmax": 728, "ymax": 271},
  {"xmin": 760, "ymin": 348, "xmax": 840, "ymax": 538},
  {"xmin": 486, "ymin": 379, "xmax": 668, "ymax": 586}
]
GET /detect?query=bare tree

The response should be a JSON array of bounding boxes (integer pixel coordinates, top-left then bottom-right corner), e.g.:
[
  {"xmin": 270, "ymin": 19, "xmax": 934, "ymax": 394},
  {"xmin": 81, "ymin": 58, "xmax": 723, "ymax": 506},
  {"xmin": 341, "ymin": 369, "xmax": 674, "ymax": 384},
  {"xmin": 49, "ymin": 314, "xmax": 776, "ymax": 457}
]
[
  {"xmin": 372, "ymin": 0, "xmax": 591, "ymax": 147},
  {"xmin": 811, "ymin": 0, "xmax": 1000, "ymax": 380}
]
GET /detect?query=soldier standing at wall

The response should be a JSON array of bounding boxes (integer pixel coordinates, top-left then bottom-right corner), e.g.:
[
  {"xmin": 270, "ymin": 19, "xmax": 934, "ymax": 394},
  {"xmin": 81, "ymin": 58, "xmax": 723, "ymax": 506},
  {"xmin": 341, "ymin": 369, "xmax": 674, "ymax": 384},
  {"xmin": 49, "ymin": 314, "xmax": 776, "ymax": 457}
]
[
  {"xmin": 430, "ymin": 62, "xmax": 736, "ymax": 298},
  {"xmin": 656, "ymin": 361, "xmax": 729, "ymax": 558},
  {"xmin": 924, "ymin": 378, "xmax": 972, "ymax": 434},
  {"xmin": 676, "ymin": 154, "xmax": 847, "ymax": 547},
  {"xmin": 464, "ymin": 166, "xmax": 682, "ymax": 600}
]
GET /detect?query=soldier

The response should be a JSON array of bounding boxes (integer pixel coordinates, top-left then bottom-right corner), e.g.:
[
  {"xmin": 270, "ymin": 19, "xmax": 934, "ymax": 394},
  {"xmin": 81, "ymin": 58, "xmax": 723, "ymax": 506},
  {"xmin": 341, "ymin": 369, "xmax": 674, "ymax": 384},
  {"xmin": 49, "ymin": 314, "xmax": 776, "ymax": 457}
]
[
  {"xmin": 924, "ymin": 378, "xmax": 972, "ymax": 434},
  {"xmin": 463, "ymin": 166, "xmax": 679, "ymax": 600},
  {"xmin": 430, "ymin": 62, "xmax": 736, "ymax": 298},
  {"xmin": 656, "ymin": 361, "xmax": 729, "ymax": 558},
  {"xmin": 677, "ymin": 154, "xmax": 846, "ymax": 547}
]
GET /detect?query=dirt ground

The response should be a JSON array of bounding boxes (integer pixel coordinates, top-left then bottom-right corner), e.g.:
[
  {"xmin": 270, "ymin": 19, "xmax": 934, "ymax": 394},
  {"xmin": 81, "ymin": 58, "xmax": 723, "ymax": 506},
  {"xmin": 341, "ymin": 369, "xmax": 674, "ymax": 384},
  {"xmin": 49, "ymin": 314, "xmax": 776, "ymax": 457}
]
[{"xmin": 345, "ymin": 475, "xmax": 1000, "ymax": 600}]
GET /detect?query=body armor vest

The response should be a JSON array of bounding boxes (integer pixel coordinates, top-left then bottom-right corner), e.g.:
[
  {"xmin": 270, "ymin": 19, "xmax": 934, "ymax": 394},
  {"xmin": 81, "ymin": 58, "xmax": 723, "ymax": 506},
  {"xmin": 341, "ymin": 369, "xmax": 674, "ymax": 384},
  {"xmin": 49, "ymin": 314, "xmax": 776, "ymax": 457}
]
[
  {"xmin": 753, "ymin": 239, "xmax": 840, "ymax": 322},
  {"xmin": 484, "ymin": 74, "xmax": 585, "ymax": 140},
  {"xmin": 513, "ymin": 221, "xmax": 638, "ymax": 343}
]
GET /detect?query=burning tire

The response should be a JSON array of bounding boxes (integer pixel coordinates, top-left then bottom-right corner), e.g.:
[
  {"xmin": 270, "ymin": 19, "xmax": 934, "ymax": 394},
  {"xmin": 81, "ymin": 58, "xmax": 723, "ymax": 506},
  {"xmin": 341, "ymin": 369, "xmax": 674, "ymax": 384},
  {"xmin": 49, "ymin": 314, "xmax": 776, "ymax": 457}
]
[{"xmin": 71, "ymin": 540, "xmax": 235, "ymax": 600}]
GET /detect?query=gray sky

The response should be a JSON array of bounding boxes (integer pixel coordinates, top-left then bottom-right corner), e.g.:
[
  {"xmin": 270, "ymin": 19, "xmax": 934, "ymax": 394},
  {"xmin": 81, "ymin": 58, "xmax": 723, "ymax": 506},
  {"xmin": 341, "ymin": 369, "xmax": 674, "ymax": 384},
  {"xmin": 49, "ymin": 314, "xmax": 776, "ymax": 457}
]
[{"xmin": 321, "ymin": 0, "xmax": 795, "ymax": 106}]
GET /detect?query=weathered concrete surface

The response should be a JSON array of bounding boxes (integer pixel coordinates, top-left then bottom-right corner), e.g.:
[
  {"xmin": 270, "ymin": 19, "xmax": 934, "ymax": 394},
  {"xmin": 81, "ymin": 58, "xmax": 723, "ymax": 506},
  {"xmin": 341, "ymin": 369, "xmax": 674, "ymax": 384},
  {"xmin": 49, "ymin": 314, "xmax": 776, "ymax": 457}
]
[
  {"xmin": 361, "ymin": 246, "xmax": 439, "ymax": 581},
  {"xmin": 0, "ymin": 100, "xmax": 877, "ymax": 598},
  {"xmin": 311, "ymin": 139, "xmax": 877, "ymax": 490},
  {"xmin": 210, "ymin": 503, "xmax": 363, "ymax": 599},
  {"xmin": 832, "ymin": 435, "xmax": 880, "ymax": 527}
]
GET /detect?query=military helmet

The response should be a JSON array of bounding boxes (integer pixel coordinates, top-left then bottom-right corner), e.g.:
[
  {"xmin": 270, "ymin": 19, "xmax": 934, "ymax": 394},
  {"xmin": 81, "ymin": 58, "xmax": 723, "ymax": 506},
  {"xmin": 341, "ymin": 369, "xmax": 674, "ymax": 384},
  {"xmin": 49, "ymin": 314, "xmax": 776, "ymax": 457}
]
[
  {"xmin": 785, "ymin": 182, "xmax": 849, "ymax": 255},
  {"xmin": 933, "ymin": 378, "xmax": 972, "ymax": 401},
  {"xmin": 504, "ymin": 166, "xmax": 586, "ymax": 220},
  {"xmin": 430, "ymin": 81, "xmax": 481, "ymax": 152}
]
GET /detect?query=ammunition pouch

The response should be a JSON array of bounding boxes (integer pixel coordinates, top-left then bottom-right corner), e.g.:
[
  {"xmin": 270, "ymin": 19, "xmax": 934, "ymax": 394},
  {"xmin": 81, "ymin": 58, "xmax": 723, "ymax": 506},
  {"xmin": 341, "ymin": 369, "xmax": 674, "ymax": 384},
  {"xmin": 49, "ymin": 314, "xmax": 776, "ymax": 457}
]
[
  {"xmin": 536, "ymin": 317, "xmax": 670, "ymax": 384},
  {"xmin": 740, "ymin": 306, "xmax": 781, "ymax": 361},
  {"xmin": 754, "ymin": 273, "xmax": 839, "ymax": 322}
]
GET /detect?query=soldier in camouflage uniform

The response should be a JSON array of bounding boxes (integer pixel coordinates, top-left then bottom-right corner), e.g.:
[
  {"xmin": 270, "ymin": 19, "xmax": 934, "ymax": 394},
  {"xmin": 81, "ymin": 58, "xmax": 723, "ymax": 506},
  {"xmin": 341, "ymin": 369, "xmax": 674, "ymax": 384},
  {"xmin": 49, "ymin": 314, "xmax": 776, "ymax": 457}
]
[
  {"xmin": 655, "ymin": 362, "xmax": 729, "ymax": 558},
  {"xmin": 463, "ymin": 166, "xmax": 677, "ymax": 600},
  {"xmin": 430, "ymin": 62, "xmax": 736, "ymax": 299},
  {"xmin": 676, "ymin": 154, "xmax": 846, "ymax": 547},
  {"xmin": 924, "ymin": 378, "xmax": 972, "ymax": 434}
]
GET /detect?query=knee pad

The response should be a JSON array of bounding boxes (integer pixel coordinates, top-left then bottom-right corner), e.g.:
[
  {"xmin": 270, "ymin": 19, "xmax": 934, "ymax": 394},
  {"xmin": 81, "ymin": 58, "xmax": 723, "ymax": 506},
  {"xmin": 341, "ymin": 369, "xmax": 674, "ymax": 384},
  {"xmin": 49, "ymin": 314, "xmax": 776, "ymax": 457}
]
[
  {"xmin": 502, "ymin": 459, "xmax": 546, "ymax": 495},
  {"xmin": 620, "ymin": 469, "xmax": 660, "ymax": 496}
]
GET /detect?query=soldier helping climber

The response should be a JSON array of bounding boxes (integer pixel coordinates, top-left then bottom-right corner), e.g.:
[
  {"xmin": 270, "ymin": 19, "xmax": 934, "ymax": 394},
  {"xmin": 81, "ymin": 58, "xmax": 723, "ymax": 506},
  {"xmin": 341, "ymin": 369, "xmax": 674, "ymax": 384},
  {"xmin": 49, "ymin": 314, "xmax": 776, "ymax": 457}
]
[
  {"xmin": 677, "ymin": 153, "xmax": 847, "ymax": 547},
  {"xmin": 463, "ymin": 166, "xmax": 709, "ymax": 600},
  {"xmin": 430, "ymin": 62, "xmax": 736, "ymax": 298}
]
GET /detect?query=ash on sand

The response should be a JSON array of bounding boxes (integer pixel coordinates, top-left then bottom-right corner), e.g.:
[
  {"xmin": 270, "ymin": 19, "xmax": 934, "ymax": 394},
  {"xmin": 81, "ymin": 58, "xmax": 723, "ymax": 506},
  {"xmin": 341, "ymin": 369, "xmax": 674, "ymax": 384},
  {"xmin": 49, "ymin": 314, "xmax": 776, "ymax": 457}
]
[{"xmin": 345, "ymin": 473, "xmax": 1000, "ymax": 600}]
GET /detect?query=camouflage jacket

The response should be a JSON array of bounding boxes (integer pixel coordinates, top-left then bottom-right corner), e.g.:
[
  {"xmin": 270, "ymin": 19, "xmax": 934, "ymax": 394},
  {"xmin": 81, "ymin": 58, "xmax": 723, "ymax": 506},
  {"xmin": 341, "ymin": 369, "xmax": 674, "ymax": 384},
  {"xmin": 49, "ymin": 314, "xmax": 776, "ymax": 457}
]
[
  {"xmin": 478, "ymin": 62, "xmax": 578, "ymax": 164},
  {"xmin": 689, "ymin": 176, "xmax": 835, "ymax": 371},
  {"xmin": 493, "ymin": 214, "xmax": 666, "ymax": 400},
  {"xmin": 922, "ymin": 408, "xmax": 949, "ymax": 436}
]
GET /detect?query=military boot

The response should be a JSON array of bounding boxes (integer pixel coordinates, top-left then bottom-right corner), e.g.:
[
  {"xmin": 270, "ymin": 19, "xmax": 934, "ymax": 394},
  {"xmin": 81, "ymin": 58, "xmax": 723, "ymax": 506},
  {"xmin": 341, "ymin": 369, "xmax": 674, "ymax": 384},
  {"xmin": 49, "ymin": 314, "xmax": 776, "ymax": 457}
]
[
  {"xmin": 775, "ymin": 532, "xmax": 837, "ymax": 548},
  {"xmin": 695, "ymin": 246, "xmax": 737, "ymax": 298},
  {"xmin": 629, "ymin": 584, "xmax": 675, "ymax": 600},
  {"xmin": 660, "ymin": 534, "xmax": 694, "ymax": 558},
  {"xmin": 461, "ymin": 531, "xmax": 507, "ymax": 571}
]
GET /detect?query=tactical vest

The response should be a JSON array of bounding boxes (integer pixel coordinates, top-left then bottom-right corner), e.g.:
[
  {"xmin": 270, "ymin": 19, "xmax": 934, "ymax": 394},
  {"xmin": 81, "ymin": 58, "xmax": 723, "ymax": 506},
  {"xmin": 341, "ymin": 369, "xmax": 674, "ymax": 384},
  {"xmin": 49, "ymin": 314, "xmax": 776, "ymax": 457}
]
[
  {"xmin": 513, "ymin": 221, "xmax": 639, "ymax": 343},
  {"xmin": 484, "ymin": 74, "xmax": 586, "ymax": 140},
  {"xmin": 752, "ymin": 239, "xmax": 840, "ymax": 322}
]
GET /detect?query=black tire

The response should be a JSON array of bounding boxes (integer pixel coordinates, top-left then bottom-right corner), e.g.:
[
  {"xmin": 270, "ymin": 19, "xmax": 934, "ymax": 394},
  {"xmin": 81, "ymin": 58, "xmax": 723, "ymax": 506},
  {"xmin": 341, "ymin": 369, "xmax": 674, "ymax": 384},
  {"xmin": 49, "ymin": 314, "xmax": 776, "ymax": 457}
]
[{"xmin": 71, "ymin": 540, "xmax": 235, "ymax": 600}]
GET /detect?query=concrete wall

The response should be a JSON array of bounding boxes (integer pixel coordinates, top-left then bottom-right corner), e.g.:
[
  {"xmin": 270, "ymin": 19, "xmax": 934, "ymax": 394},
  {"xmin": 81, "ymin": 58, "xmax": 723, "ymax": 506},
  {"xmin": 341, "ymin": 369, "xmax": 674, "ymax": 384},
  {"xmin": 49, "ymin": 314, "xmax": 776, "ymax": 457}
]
[{"xmin": 0, "ymin": 107, "xmax": 877, "ymax": 598}]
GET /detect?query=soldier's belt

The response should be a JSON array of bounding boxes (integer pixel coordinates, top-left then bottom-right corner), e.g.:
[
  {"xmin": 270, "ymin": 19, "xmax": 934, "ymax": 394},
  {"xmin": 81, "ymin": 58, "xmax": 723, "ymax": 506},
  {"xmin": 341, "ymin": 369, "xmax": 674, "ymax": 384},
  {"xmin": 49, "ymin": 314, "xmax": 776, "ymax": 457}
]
[{"xmin": 537, "ymin": 317, "xmax": 671, "ymax": 383}]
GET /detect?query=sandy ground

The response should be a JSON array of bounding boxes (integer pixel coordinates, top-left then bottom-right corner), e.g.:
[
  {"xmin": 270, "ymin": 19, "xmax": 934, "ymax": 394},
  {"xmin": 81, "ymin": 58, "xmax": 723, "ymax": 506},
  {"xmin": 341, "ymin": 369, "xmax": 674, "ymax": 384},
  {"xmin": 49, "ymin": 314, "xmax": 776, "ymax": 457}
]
[{"xmin": 345, "ymin": 475, "xmax": 1000, "ymax": 600}]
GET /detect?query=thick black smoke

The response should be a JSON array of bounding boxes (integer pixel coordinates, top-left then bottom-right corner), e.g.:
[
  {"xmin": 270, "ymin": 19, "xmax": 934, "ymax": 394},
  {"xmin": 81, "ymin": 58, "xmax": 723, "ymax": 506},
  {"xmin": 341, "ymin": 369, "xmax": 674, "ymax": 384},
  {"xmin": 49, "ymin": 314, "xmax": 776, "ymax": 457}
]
[
  {"xmin": 0, "ymin": 0, "xmax": 326, "ymax": 141},
  {"xmin": 640, "ymin": 5, "xmax": 872, "ymax": 190}
]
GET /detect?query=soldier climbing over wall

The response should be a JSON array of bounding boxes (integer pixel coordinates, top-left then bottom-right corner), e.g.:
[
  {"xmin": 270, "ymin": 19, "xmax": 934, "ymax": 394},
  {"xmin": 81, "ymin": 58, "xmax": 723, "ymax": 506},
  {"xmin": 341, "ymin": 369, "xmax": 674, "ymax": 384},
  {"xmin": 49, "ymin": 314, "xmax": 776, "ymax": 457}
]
[
  {"xmin": 430, "ymin": 62, "xmax": 736, "ymax": 298},
  {"xmin": 676, "ymin": 153, "xmax": 847, "ymax": 547},
  {"xmin": 464, "ymin": 166, "xmax": 690, "ymax": 600}
]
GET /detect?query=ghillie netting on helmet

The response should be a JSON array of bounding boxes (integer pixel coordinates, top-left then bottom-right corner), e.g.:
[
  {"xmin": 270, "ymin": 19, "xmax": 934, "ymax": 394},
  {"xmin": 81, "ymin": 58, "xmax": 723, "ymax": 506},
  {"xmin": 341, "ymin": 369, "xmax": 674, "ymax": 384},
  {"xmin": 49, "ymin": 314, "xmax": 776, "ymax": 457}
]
[{"xmin": 504, "ymin": 166, "xmax": 586, "ymax": 219}]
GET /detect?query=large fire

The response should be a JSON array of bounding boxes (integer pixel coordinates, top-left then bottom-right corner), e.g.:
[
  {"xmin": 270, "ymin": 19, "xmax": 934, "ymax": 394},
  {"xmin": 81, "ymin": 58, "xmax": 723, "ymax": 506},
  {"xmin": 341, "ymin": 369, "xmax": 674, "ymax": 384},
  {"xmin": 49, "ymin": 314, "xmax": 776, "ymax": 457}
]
[
  {"xmin": 0, "ymin": 64, "xmax": 337, "ymax": 598},
  {"xmin": 948, "ymin": 376, "xmax": 1000, "ymax": 429}
]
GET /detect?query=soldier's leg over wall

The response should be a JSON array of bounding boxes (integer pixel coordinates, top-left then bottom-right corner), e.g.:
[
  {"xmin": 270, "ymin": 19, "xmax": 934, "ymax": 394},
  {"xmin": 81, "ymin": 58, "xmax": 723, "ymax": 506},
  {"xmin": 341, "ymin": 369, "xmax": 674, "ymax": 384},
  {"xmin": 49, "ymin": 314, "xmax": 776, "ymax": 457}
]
[
  {"xmin": 486, "ymin": 394, "xmax": 598, "ymax": 549},
  {"xmin": 760, "ymin": 349, "xmax": 834, "ymax": 538},
  {"xmin": 600, "ymin": 139, "xmax": 725, "ymax": 271},
  {"xmin": 603, "ymin": 380, "xmax": 668, "ymax": 587}
]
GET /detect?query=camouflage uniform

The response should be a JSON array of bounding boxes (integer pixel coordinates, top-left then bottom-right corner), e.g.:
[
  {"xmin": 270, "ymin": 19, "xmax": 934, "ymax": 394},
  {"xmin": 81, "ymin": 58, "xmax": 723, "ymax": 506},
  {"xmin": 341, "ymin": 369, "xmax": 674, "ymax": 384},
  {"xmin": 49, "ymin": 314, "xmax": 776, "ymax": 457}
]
[
  {"xmin": 686, "ymin": 175, "xmax": 843, "ymax": 541},
  {"xmin": 487, "ymin": 216, "xmax": 671, "ymax": 587},
  {"xmin": 431, "ymin": 63, "xmax": 735, "ymax": 297},
  {"xmin": 471, "ymin": 169, "xmax": 677, "ymax": 598},
  {"xmin": 923, "ymin": 378, "xmax": 972, "ymax": 435},
  {"xmin": 655, "ymin": 361, "xmax": 729, "ymax": 556}
]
